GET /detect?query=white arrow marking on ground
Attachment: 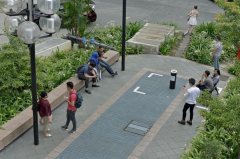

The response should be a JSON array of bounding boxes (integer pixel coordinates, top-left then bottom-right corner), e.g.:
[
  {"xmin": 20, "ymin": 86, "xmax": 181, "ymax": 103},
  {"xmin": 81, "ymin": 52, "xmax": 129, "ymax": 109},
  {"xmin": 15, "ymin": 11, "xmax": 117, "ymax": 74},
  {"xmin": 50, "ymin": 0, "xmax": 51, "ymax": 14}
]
[
  {"xmin": 133, "ymin": 87, "xmax": 146, "ymax": 95},
  {"xmin": 196, "ymin": 106, "xmax": 209, "ymax": 110},
  {"xmin": 148, "ymin": 73, "xmax": 163, "ymax": 78}
]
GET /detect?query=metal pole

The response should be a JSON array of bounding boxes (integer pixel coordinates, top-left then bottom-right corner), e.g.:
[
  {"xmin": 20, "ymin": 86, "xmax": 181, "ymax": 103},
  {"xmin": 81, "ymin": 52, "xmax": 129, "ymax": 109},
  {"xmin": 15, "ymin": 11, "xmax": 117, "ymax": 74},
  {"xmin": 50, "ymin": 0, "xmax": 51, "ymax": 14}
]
[
  {"xmin": 29, "ymin": 44, "xmax": 39, "ymax": 145},
  {"xmin": 122, "ymin": 0, "xmax": 126, "ymax": 71}
]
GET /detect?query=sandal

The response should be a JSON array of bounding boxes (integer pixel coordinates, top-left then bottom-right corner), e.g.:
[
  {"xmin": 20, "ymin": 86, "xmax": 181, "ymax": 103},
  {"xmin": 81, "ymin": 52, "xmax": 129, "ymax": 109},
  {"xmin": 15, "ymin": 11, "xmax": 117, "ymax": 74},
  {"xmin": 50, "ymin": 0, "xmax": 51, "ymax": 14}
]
[{"xmin": 44, "ymin": 134, "xmax": 52, "ymax": 137}]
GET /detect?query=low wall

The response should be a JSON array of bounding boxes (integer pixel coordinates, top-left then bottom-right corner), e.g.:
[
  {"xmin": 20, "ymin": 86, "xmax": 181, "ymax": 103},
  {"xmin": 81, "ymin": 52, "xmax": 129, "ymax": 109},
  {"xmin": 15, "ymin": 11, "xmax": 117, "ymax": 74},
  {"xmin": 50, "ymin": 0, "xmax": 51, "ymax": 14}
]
[{"xmin": 0, "ymin": 50, "xmax": 119, "ymax": 150}]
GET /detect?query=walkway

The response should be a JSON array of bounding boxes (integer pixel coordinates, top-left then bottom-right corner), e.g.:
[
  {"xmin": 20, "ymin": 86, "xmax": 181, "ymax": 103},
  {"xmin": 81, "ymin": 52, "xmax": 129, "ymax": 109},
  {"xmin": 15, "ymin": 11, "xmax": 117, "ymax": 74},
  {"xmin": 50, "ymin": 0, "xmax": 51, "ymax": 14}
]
[{"xmin": 0, "ymin": 54, "xmax": 230, "ymax": 159}]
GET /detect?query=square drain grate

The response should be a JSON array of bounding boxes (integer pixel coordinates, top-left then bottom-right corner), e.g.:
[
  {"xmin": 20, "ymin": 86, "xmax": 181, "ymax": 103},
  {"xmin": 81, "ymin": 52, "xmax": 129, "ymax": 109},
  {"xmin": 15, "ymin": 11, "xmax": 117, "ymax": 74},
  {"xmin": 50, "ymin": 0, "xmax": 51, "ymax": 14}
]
[{"xmin": 124, "ymin": 120, "xmax": 151, "ymax": 136}]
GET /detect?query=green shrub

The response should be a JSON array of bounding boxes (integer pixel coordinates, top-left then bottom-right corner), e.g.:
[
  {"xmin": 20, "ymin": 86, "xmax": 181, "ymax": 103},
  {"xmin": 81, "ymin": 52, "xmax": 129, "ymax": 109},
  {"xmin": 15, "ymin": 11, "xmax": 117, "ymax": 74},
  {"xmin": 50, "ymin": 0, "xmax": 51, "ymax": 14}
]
[{"xmin": 159, "ymin": 35, "xmax": 181, "ymax": 55}]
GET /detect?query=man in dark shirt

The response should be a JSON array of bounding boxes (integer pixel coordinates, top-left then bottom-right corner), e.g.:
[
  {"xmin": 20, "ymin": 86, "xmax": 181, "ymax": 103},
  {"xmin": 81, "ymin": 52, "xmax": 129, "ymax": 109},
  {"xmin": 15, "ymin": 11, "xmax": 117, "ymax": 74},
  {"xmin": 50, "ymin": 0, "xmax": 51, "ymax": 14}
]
[
  {"xmin": 78, "ymin": 61, "xmax": 99, "ymax": 94},
  {"xmin": 97, "ymin": 46, "xmax": 118, "ymax": 77}
]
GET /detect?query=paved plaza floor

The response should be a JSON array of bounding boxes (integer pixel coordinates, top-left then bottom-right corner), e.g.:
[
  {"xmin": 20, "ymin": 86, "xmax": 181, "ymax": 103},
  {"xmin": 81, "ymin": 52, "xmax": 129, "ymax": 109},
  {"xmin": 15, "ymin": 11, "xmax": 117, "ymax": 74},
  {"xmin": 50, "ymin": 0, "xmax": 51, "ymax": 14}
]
[{"xmin": 0, "ymin": 55, "xmax": 230, "ymax": 159}]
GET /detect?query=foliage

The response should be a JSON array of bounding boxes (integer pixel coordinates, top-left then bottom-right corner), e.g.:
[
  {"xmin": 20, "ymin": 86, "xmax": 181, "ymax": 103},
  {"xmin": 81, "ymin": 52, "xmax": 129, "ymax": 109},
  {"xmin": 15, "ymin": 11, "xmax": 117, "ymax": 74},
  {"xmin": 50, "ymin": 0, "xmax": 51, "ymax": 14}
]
[
  {"xmin": 57, "ymin": 0, "xmax": 92, "ymax": 37},
  {"xmin": 228, "ymin": 60, "xmax": 240, "ymax": 76},
  {"xmin": 159, "ymin": 35, "xmax": 181, "ymax": 55},
  {"xmin": 0, "ymin": 32, "xmax": 95, "ymax": 126},
  {"xmin": 182, "ymin": 51, "xmax": 240, "ymax": 158},
  {"xmin": 88, "ymin": 21, "xmax": 144, "ymax": 55}
]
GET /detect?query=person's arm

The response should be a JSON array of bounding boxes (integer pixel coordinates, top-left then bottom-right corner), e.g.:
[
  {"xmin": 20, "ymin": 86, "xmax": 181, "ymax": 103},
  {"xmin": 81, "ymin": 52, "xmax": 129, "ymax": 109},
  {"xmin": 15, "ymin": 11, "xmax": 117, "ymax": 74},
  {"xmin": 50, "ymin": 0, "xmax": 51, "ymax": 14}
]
[
  {"xmin": 84, "ymin": 73, "xmax": 97, "ymax": 78},
  {"xmin": 196, "ymin": 12, "xmax": 198, "ymax": 18},
  {"xmin": 102, "ymin": 52, "xmax": 108, "ymax": 59},
  {"xmin": 183, "ymin": 88, "xmax": 189, "ymax": 97},
  {"xmin": 200, "ymin": 74, "xmax": 204, "ymax": 85},
  {"xmin": 212, "ymin": 44, "xmax": 218, "ymax": 59},
  {"xmin": 65, "ymin": 96, "xmax": 75, "ymax": 107},
  {"xmin": 188, "ymin": 11, "xmax": 192, "ymax": 16}
]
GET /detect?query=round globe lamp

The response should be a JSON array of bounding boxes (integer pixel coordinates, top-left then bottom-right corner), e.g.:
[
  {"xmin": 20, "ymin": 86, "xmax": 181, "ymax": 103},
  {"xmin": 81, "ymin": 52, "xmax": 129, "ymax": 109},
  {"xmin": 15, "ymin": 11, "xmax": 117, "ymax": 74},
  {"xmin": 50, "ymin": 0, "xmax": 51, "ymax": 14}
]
[
  {"xmin": 39, "ymin": 14, "xmax": 61, "ymax": 33},
  {"xmin": 37, "ymin": 0, "xmax": 60, "ymax": 15},
  {"xmin": 17, "ymin": 21, "xmax": 40, "ymax": 44},
  {"xmin": 4, "ymin": 15, "xmax": 25, "ymax": 35},
  {"xmin": 0, "ymin": 0, "xmax": 22, "ymax": 14}
]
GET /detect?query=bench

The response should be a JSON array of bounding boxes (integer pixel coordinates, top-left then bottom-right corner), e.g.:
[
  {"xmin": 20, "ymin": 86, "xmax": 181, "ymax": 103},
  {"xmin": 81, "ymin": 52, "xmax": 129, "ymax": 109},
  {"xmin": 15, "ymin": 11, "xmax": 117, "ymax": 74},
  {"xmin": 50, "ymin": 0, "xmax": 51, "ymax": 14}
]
[{"xmin": 0, "ymin": 50, "xmax": 119, "ymax": 150}]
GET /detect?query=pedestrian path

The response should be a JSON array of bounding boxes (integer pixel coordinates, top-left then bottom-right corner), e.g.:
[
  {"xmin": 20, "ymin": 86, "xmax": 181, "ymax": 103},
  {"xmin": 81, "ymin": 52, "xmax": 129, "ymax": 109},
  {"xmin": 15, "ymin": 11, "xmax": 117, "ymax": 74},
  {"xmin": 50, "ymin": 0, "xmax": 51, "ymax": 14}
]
[
  {"xmin": 57, "ymin": 72, "xmax": 187, "ymax": 159},
  {"xmin": 0, "ymin": 55, "xmax": 230, "ymax": 159}
]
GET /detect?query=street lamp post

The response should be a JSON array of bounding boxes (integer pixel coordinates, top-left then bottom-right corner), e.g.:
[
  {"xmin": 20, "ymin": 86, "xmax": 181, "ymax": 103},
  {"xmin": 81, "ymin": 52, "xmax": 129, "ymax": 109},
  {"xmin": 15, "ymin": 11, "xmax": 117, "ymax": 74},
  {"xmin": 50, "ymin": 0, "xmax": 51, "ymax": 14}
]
[
  {"xmin": 122, "ymin": 0, "xmax": 126, "ymax": 71},
  {"xmin": 0, "ymin": 0, "xmax": 61, "ymax": 145}
]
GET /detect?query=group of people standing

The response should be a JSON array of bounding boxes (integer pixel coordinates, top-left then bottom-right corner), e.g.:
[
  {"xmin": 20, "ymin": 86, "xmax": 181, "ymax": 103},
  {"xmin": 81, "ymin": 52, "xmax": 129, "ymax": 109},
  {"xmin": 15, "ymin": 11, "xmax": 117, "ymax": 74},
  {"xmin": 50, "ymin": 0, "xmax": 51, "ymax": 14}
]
[{"xmin": 37, "ymin": 46, "xmax": 117, "ymax": 137}]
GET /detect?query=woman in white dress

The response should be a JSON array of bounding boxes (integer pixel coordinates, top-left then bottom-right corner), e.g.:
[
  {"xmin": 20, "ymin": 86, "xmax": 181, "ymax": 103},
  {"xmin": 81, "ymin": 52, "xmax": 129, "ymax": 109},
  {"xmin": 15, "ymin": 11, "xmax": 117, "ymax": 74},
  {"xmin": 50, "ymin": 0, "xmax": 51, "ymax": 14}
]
[{"xmin": 187, "ymin": 5, "xmax": 198, "ymax": 36}]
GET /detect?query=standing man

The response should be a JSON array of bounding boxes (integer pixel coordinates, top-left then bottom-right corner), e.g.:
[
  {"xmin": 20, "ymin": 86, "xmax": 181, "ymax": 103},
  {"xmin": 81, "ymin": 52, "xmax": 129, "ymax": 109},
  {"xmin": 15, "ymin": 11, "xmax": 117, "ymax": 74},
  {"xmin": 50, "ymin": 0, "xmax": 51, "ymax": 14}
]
[
  {"xmin": 211, "ymin": 36, "xmax": 223, "ymax": 70},
  {"xmin": 61, "ymin": 81, "xmax": 77, "ymax": 134},
  {"xmin": 178, "ymin": 78, "xmax": 200, "ymax": 125},
  {"xmin": 97, "ymin": 46, "xmax": 118, "ymax": 76},
  {"xmin": 196, "ymin": 70, "xmax": 213, "ymax": 91},
  {"xmin": 77, "ymin": 61, "xmax": 100, "ymax": 94}
]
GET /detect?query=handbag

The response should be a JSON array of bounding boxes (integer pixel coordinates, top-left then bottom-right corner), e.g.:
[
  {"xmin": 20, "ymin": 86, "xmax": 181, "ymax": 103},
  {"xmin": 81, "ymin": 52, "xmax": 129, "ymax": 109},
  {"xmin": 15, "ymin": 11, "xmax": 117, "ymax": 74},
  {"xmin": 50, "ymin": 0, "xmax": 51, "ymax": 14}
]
[{"xmin": 187, "ymin": 17, "xmax": 190, "ymax": 21}]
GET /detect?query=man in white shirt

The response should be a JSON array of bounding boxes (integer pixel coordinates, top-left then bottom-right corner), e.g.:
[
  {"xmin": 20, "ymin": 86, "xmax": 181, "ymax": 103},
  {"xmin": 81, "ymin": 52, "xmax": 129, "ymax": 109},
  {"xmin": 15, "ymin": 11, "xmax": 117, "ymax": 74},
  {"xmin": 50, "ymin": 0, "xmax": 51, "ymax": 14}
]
[{"xmin": 178, "ymin": 78, "xmax": 200, "ymax": 125}]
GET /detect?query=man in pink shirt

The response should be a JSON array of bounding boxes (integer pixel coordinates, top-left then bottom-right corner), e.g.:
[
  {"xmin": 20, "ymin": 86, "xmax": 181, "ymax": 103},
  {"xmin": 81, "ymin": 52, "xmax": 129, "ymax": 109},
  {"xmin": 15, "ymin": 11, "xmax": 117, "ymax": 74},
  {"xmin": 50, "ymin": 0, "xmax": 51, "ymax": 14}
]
[{"xmin": 61, "ymin": 81, "xmax": 77, "ymax": 134}]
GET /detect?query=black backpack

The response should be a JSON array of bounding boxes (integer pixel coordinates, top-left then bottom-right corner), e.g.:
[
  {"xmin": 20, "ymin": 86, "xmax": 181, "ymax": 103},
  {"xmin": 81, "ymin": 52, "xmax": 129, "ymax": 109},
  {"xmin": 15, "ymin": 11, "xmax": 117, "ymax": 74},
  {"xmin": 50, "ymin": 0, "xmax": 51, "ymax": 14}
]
[
  {"xmin": 71, "ymin": 93, "xmax": 83, "ymax": 108},
  {"xmin": 76, "ymin": 64, "xmax": 85, "ymax": 75}
]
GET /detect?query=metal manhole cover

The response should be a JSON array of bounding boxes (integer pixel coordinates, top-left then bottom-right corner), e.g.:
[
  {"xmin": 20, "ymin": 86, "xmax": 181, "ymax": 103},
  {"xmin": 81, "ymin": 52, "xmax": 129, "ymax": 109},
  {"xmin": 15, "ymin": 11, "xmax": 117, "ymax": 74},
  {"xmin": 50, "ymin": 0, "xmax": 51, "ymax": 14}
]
[
  {"xmin": 220, "ymin": 75, "xmax": 230, "ymax": 81},
  {"xmin": 124, "ymin": 120, "xmax": 151, "ymax": 136}
]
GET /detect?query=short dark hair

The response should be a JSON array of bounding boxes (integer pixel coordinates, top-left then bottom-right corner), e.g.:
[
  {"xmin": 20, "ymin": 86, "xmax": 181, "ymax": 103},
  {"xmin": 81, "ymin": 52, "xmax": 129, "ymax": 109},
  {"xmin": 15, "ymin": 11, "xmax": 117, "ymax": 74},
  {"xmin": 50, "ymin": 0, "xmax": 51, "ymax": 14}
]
[
  {"xmin": 205, "ymin": 70, "xmax": 210, "ymax": 77},
  {"xmin": 40, "ymin": 91, "xmax": 47, "ymax": 98},
  {"xmin": 66, "ymin": 81, "xmax": 74, "ymax": 89},
  {"xmin": 99, "ymin": 46, "xmax": 103, "ymax": 49},
  {"xmin": 216, "ymin": 36, "xmax": 221, "ymax": 41},
  {"xmin": 189, "ymin": 78, "xmax": 196, "ymax": 85},
  {"xmin": 89, "ymin": 60, "xmax": 96, "ymax": 67},
  {"xmin": 215, "ymin": 69, "xmax": 221, "ymax": 75},
  {"xmin": 194, "ymin": 5, "xmax": 198, "ymax": 9}
]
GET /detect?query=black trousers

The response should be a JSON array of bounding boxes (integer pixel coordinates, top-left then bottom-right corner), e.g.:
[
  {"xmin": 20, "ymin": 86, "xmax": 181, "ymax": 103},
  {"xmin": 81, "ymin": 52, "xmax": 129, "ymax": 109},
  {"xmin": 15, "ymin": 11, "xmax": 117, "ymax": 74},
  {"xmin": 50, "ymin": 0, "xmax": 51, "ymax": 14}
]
[
  {"xmin": 182, "ymin": 103, "xmax": 195, "ymax": 121},
  {"xmin": 65, "ymin": 109, "xmax": 76, "ymax": 131},
  {"xmin": 78, "ymin": 74, "xmax": 96, "ymax": 88}
]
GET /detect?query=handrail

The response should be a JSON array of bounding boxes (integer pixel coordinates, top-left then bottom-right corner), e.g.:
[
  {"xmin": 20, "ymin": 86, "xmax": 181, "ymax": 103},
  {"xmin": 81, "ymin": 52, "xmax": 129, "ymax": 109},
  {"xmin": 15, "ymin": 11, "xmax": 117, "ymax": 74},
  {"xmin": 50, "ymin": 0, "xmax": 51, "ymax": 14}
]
[{"xmin": 65, "ymin": 35, "xmax": 116, "ymax": 51}]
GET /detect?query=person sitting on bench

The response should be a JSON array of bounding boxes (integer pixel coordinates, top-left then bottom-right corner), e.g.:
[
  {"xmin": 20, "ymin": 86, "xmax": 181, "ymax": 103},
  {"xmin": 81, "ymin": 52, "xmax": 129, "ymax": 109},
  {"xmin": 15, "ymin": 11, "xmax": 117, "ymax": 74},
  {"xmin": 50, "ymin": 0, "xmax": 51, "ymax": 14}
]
[
  {"xmin": 210, "ymin": 69, "xmax": 220, "ymax": 94},
  {"xmin": 212, "ymin": 69, "xmax": 220, "ymax": 85},
  {"xmin": 196, "ymin": 70, "xmax": 213, "ymax": 91},
  {"xmin": 96, "ymin": 46, "xmax": 118, "ymax": 77},
  {"xmin": 89, "ymin": 52, "xmax": 102, "ymax": 81},
  {"xmin": 77, "ymin": 61, "xmax": 100, "ymax": 94}
]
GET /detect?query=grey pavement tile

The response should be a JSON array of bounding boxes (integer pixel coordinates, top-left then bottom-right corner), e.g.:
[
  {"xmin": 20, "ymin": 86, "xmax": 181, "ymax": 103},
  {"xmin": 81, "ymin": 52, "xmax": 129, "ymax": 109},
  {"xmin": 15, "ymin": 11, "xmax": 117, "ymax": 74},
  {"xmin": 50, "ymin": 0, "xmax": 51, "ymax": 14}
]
[
  {"xmin": 27, "ymin": 156, "xmax": 40, "ymax": 159},
  {"xmin": 160, "ymin": 144, "xmax": 172, "ymax": 151},
  {"xmin": 148, "ymin": 141, "xmax": 159, "ymax": 148},
  {"xmin": 168, "ymin": 155, "xmax": 180, "ymax": 159},
  {"xmin": 156, "ymin": 139, "xmax": 168, "ymax": 146},
  {"xmin": 146, "ymin": 153, "xmax": 159, "ymax": 159},
  {"xmin": 164, "ymin": 149, "xmax": 176, "ymax": 156},
  {"xmin": 168, "ymin": 143, "xmax": 181, "ymax": 149},
  {"xmin": 155, "ymin": 151, "xmax": 167, "ymax": 158},
  {"xmin": 151, "ymin": 146, "xmax": 162, "ymax": 153},
  {"xmin": 172, "ymin": 148, "xmax": 185, "ymax": 155},
  {"xmin": 144, "ymin": 147, "xmax": 153, "ymax": 154},
  {"xmin": 163, "ymin": 138, "xmax": 176, "ymax": 144}
]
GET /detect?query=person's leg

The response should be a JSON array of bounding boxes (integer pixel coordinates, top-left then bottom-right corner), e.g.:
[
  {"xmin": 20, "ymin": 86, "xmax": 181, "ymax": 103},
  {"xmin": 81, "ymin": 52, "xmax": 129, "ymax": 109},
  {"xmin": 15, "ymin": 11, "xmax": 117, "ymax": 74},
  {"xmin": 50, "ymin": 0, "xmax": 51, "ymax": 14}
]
[
  {"xmin": 42, "ymin": 116, "xmax": 49, "ymax": 136},
  {"xmin": 69, "ymin": 110, "xmax": 76, "ymax": 131},
  {"xmin": 217, "ymin": 56, "xmax": 220, "ymax": 70},
  {"xmin": 99, "ymin": 60, "xmax": 114, "ymax": 75},
  {"xmin": 182, "ymin": 103, "xmax": 190, "ymax": 121},
  {"xmin": 65, "ymin": 110, "xmax": 70, "ymax": 129},
  {"xmin": 78, "ymin": 75, "xmax": 89, "ymax": 90},
  {"xmin": 189, "ymin": 104, "xmax": 195, "ymax": 121},
  {"xmin": 189, "ymin": 25, "xmax": 194, "ymax": 34},
  {"xmin": 213, "ymin": 55, "xmax": 218, "ymax": 69}
]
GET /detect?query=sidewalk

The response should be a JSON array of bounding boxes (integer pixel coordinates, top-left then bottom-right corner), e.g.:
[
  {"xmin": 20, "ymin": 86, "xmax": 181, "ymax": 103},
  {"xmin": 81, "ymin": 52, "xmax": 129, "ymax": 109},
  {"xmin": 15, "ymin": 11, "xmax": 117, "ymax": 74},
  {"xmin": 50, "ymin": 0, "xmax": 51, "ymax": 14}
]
[{"xmin": 0, "ymin": 55, "xmax": 230, "ymax": 159}]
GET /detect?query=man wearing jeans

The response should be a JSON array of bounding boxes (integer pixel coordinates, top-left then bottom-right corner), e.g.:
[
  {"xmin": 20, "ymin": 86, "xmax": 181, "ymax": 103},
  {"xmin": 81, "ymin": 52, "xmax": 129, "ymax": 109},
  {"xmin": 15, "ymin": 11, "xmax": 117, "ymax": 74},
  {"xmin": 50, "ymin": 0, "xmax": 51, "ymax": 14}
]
[
  {"xmin": 61, "ymin": 82, "xmax": 77, "ymax": 134},
  {"xmin": 178, "ymin": 78, "xmax": 200, "ymax": 125},
  {"xmin": 196, "ymin": 70, "xmax": 213, "ymax": 91},
  {"xmin": 97, "ymin": 46, "xmax": 118, "ymax": 76},
  {"xmin": 211, "ymin": 36, "xmax": 223, "ymax": 70},
  {"xmin": 77, "ymin": 61, "xmax": 100, "ymax": 94}
]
